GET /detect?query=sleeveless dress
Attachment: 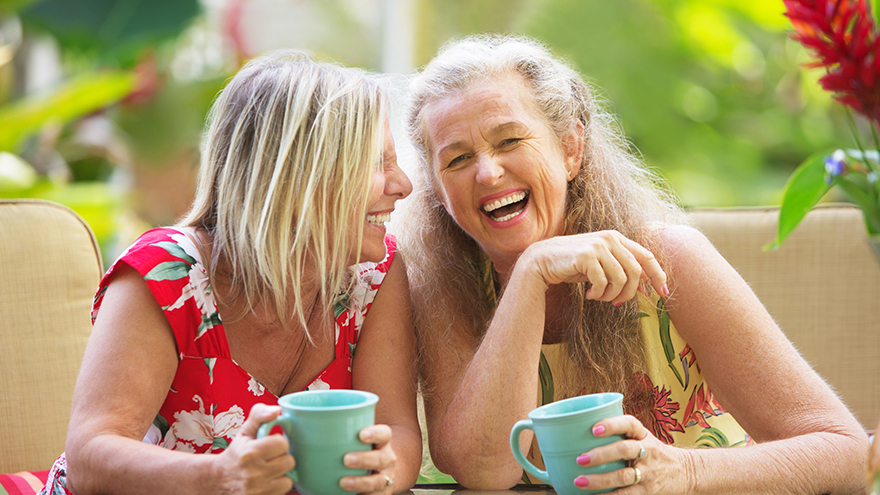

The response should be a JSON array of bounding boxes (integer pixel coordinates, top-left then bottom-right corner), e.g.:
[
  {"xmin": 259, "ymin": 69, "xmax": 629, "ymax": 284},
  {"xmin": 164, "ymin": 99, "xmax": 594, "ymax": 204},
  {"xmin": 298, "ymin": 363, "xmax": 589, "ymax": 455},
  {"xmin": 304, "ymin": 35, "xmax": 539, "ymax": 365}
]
[
  {"xmin": 39, "ymin": 228, "xmax": 398, "ymax": 494},
  {"xmin": 522, "ymin": 292, "xmax": 750, "ymax": 483}
]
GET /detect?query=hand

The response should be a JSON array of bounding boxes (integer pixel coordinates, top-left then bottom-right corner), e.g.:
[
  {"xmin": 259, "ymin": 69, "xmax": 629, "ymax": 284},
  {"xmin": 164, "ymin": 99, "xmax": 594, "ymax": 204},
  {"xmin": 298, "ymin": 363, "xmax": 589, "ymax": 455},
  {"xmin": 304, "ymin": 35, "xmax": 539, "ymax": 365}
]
[
  {"xmin": 340, "ymin": 424, "xmax": 398, "ymax": 494},
  {"xmin": 572, "ymin": 415, "xmax": 689, "ymax": 493},
  {"xmin": 520, "ymin": 230, "xmax": 668, "ymax": 304},
  {"xmin": 212, "ymin": 403, "xmax": 295, "ymax": 495}
]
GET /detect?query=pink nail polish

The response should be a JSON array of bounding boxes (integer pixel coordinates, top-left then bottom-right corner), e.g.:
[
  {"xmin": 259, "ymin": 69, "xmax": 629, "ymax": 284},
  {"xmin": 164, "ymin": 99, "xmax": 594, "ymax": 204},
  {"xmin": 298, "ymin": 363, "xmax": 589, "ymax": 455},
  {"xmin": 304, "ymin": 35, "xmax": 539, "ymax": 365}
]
[
  {"xmin": 614, "ymin": 301, "xmax": 623, "ymax": 307},
  {"xmin": 574, "ymin": 477, "xmax": 590, "ymax": 488},
  {"xmin": 592, "ymin": 425, "xmax": 605, "ymax": 436},
  {"xmin": 662, "ymin": 284, "xmax": 669, "ymax": 296},
  {"xmin": 576, "ymin": 454, "xmax": 590, "ymax": 466}
]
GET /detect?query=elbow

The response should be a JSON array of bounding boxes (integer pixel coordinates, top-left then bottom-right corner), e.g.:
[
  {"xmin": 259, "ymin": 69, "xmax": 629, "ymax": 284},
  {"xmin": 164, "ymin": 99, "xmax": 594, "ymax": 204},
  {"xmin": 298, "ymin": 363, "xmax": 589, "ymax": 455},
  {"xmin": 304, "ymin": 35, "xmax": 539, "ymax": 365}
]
[{"xmin": 432, "ymin": 449, "xmax": 521, "ymax": 490}]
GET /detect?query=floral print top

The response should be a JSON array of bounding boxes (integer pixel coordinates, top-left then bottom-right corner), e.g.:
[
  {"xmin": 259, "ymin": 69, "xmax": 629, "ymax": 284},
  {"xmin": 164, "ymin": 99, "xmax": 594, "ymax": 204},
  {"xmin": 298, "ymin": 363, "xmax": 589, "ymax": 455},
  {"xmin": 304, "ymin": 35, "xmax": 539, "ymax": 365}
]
[
  {"xmin": 523, "ymin": 293, "xmax": 750, "ymax": 483},
  {"xmin": 40, "ymin": 228, "xmax": 397, "ymax": 494}
]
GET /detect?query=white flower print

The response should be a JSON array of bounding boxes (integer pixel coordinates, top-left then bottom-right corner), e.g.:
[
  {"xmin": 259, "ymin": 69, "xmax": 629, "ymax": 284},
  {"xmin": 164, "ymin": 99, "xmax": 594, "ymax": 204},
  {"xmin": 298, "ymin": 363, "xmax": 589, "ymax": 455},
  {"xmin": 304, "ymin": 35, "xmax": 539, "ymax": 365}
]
[
  {"xmin": 166, "ymin": 395, "xmax": 214, "ymax": 447},
  {"xmin": 248, "ymin": 377, "xmax": 266, "ymax": 396},
  {"xmin": 213, "ymin": 405, "xmax": 245, "ymax": 438},
  {"xmin": 308, "ymin": 377, "xmax": 330, "ymax": 391},
  {"xmin": 169, "ymin": 232, "xmax": 202, "ymax": 263},
  {"xmin": 159, "ymin": 395, "xmax": 245, "ymax": 451}
]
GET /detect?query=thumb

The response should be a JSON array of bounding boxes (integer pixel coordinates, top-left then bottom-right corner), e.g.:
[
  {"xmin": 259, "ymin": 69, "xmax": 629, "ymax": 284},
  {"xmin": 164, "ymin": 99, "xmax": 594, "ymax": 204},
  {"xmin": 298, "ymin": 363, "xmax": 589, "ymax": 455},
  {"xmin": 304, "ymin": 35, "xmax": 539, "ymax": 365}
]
[{"xmin": 239, "ymin": 403, "xmax": 282, "ymax": 440}]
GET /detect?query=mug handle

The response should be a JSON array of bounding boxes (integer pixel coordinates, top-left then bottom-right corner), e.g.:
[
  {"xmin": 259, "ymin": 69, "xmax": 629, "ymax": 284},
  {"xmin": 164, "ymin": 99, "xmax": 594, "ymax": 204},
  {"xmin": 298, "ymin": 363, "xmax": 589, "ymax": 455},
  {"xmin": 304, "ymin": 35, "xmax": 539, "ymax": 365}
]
[
  {"xmin": 257, "ymin": 417, "xmax": 298, "ymax": 482},
  {"xmin": 510, "ymin": 420, "xmax": 550, "ymax": 484}
]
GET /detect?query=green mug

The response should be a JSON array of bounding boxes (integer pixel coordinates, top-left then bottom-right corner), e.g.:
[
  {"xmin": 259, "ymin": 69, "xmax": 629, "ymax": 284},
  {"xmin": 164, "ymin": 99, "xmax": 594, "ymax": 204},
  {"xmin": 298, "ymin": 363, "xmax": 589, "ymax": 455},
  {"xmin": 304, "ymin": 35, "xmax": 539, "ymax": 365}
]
[
  {"xmin": 257, "ymin": 389, "xmax": 378, "ymax": 495},
  {"xmin": 510, "ymin": 392, "xmax": 627, "ymax": 495}
]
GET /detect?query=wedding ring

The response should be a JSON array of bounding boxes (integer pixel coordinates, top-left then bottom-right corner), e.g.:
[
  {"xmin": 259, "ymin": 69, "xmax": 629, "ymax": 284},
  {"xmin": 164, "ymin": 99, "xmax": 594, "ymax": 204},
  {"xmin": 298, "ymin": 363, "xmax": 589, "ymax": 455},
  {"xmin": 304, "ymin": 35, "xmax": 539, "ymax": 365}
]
[
  {"xmin": 632, "ymin": 466, "xmax": 642, "ymax": 485},
  {"xmin": 383, "ymin": 474, "xmax": 394, "ymax": 488}
]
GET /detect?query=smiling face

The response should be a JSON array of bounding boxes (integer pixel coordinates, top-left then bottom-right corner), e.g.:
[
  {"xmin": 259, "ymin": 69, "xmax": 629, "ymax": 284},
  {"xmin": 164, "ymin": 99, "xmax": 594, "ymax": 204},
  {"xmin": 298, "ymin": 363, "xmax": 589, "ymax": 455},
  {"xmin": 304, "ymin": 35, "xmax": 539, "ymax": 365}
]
[
  {"xmin": 420, "ymin": 73, "xmax": 582, "ymax": 274},
  {"xmin": 358, "ymin": 119, "xmax": 413, "ymax": 263}
]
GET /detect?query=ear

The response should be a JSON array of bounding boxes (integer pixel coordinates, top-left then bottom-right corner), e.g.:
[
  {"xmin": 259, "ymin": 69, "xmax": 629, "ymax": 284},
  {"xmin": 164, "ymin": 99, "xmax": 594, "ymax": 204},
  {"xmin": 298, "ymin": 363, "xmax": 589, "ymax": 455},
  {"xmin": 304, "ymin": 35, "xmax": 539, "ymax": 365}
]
[{"xmin": 562, "ymin": 119, "xmax": 585, "ymax": 180}]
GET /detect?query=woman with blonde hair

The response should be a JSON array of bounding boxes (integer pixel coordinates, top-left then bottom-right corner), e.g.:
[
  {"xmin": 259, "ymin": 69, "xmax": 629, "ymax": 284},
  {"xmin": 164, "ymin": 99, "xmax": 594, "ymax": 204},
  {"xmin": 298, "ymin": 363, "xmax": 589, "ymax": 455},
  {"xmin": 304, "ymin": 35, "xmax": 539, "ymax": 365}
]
[
  {"xmin": 400, "ymin": 34, "xmax": 867, "ymax": 493},
  {"xmin": 40, "ymin": 50, "xmax": 420, "ymax": 495}
]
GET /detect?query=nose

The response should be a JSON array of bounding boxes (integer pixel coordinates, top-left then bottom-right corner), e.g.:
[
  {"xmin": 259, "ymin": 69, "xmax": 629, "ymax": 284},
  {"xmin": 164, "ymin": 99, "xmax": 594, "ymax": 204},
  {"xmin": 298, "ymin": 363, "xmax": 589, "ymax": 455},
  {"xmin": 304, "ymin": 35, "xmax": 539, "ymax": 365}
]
[
  {"xmin": 474, "ymin": 154, "xmax": 504, "ymax": 185},
  {"xmin": 385, "ymin": 162, "xmax": 412, "ymax": 200}
]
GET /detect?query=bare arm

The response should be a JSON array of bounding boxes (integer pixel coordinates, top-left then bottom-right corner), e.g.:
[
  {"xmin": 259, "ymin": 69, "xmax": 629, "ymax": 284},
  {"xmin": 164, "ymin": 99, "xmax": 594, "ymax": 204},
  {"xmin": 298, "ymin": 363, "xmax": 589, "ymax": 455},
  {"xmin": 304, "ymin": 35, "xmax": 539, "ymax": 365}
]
[
  {"xmin": 420, "ymin": 231, "xmax": 667, "ymax": 489},
  {"xmin": 65, "ymin": 265, "xmax": 294, "ymax": 495},
  {"xmin": 582, "ymin": 225, "xmax": 868, "ymax": 494},
  {"xmin": 350, "ymin": 255, "xmax": 423, "ymax": 493},
  {"xmin": 663, "ymin": 225, "xmax": 867, "ymax": 493}
]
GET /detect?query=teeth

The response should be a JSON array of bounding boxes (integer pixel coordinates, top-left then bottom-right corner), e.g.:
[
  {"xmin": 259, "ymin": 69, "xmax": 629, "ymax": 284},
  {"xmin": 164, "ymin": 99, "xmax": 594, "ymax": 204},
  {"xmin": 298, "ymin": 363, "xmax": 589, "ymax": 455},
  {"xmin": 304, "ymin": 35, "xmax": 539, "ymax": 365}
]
[
  {"xmin": 366, "ymin": 212, "xmax": 391, "ymax": 226},
  {"xmin": 488, "ymin": 210, "xmax": 523, "ymax": 222},
  {"xmin": 482, "ymin": 191, "xmax": 528, "ymax": 213}
]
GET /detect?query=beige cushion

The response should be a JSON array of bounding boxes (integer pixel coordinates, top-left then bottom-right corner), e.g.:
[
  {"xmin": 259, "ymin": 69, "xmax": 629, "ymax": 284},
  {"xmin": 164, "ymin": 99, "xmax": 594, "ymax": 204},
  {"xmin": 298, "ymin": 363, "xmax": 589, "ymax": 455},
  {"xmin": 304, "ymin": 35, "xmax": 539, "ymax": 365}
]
[
  {"xmin": 0, "ymin": 199, "xmax": 102, "ymax": 472},
  {"xmin": 688, "ymin": 204, "xmax": 880, "ymax": 431}
]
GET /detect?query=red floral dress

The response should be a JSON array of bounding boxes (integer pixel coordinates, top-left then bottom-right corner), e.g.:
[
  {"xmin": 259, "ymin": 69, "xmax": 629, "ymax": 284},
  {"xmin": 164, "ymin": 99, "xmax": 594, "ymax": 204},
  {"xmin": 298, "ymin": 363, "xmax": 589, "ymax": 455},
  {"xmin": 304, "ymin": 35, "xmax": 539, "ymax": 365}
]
[{"xmin": 39, "ymin": 228, "xmax": 397, "ymax": 495}]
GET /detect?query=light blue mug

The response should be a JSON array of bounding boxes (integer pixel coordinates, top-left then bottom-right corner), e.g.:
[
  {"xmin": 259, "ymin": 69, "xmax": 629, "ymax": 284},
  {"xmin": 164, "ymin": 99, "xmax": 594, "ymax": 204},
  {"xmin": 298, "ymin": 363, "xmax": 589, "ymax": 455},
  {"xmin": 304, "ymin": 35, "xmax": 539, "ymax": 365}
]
[
  {"xmin": 510, "ymin": 392, "xmax": 627, "ymax": 495},
  {"xmin": 257, "ymin": 389, "xmax": 378, "ymax": 495}
]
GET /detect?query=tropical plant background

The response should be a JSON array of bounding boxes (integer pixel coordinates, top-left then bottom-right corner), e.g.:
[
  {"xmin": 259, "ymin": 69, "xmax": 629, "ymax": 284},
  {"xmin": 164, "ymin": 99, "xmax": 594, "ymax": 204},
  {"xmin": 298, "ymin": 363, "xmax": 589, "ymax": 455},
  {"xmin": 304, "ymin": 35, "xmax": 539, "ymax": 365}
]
[{"xmin": 0, "ymin": 0, "xmax": 859, "ymax": 266}]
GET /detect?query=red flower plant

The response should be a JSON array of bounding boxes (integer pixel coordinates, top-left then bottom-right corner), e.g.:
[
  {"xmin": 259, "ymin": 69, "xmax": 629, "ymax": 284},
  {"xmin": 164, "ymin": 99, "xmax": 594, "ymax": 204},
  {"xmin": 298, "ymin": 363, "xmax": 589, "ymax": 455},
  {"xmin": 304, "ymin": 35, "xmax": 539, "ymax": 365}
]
[
  {"xmin": 682, "ymin": 383, "xmax": 725, "ymax": 429},
  {"xmin": 783, "ymin": 0, "xmax": 880, "ymax": 126},
  {"xmin": 629, "ymin": 373, "xmax": 685, "ymax": 444}
]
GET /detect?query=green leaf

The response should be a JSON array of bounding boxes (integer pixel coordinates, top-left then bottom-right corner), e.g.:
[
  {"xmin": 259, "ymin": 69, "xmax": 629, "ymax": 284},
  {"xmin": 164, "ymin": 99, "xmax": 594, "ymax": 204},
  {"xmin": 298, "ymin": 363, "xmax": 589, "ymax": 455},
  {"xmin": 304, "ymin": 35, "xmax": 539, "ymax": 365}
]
[
  {"xmin": 539, "ymin": 350, "xmax": 554, "ymax": 406},
  {"xmin": 765, "ymin": 150, "xmax": 834, "ymax": 250},
  {"xmin": 0, "ymin": 70, "xmax": 136, "ymax": 152},
  {"xmin": 212, "ymin": 437, "xmax": 230, "ymax": 451},
  {"xmin": 150, "ymin": 241, "xmax": 196, "ymax": 265},
  {"xmin": 144, "ymin": 260, "xmax": 190, "ymax": 281}
]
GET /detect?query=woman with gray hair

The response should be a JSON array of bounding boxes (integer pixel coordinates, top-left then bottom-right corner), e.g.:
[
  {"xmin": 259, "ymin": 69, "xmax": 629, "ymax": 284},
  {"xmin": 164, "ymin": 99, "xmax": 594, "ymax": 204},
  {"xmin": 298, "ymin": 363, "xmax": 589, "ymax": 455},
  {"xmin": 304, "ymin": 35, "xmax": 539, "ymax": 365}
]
[
  {"xmin": 39, "ymin": 51, "xmax": 421, "ymax": 495},
  {"xmin": 400, "ymin": 34, "xmax": 867, "ymax": 493}
]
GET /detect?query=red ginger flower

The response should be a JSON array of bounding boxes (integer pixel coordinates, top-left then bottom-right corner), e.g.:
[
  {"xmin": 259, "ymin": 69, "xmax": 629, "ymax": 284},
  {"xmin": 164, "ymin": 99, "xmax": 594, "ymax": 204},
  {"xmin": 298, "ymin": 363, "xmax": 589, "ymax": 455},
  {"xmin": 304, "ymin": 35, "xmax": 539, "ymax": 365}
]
[{"xmin": 783, "ymin": 0, "xmax": 880, "ymax": 126}]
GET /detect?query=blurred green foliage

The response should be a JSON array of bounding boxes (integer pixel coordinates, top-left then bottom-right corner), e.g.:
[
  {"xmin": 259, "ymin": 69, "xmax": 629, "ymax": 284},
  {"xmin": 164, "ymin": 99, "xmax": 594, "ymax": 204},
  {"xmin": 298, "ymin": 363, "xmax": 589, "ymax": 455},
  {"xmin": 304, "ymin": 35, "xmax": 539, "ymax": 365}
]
[{"xmin": 414, "ymin": 0, "xmax": 852, "ymax": 207}]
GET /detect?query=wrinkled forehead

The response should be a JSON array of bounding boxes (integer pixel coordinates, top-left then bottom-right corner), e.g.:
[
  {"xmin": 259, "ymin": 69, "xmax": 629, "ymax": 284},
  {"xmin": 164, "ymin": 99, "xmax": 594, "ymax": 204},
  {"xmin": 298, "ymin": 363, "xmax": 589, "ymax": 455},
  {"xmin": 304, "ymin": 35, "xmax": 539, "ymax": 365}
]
[{"xmin": 418, "ymin": 73, "xmax": 544, "ymax": 153}]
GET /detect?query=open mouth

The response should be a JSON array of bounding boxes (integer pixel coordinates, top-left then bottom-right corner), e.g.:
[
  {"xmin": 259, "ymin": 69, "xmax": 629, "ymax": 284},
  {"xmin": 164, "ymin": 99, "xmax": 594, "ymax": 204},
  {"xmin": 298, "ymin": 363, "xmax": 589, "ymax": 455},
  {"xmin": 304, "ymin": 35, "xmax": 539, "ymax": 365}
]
[
  {"xmin": 481, "ymin": 190, "xmax": 529, "ymax": 223},
  {"xmin": 366, "ymin": 212, "xmax": 391, "ymax": 226}
]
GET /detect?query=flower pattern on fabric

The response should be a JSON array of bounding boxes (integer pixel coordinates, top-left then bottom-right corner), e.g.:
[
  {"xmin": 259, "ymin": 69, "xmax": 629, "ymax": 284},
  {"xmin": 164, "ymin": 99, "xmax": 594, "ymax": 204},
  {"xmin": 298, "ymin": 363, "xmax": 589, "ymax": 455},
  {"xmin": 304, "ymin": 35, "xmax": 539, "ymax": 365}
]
[
  {"xmin": 525, "ymin": 293, "xmax": 750, "ymax": 483},
  {"xmin": 39, "ymin": 230, "xmax": 398, "ymax": 495}
]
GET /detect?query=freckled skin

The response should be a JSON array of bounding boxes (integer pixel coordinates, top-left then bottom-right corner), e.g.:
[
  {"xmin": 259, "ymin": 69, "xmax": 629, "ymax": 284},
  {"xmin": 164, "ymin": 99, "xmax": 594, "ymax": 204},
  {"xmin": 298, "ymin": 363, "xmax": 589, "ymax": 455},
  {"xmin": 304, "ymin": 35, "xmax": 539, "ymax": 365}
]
[{"xmin": 422, "ymin": 74, "xmax": 580, "ymax": 275}]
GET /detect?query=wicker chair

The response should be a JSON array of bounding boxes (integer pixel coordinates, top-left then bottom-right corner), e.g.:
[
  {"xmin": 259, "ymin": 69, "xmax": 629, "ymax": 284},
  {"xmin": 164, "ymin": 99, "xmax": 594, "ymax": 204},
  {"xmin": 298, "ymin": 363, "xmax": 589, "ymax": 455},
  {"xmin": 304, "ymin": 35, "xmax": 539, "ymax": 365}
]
[{"xmin": 0, "ymin": 199, "xmax": 102, "ymax": 474}]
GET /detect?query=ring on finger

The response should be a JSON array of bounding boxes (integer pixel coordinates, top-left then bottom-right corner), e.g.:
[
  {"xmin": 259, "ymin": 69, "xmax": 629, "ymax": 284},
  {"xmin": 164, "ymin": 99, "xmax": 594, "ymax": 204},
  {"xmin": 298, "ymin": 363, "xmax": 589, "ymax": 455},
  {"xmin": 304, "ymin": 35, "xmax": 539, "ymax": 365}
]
[
  {"xmin": 383, "ymin": 474, "xmax": 394, "ymax": 488},
  {"xmin": 628, "ymin": 440, "xmax": 646, "ymax": 467},
  {"xmin": 631, "ymin": 466, "xmax": 642, "ymax": 486}
]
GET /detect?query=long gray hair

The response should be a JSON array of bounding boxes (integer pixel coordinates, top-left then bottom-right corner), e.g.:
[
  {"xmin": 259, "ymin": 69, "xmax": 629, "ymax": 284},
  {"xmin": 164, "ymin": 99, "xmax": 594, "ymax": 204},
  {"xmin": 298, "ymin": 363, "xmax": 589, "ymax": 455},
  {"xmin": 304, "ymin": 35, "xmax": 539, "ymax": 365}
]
[{"xmin": 400, "ymin": 34, "xmax": 685, "ymax": 402}]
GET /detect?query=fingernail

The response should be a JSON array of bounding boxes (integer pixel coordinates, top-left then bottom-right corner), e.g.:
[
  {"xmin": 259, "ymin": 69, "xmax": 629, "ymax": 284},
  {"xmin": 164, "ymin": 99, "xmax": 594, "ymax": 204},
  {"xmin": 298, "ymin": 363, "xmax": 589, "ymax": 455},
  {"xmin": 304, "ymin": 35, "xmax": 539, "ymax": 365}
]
[
  {"xmin": 344, "ymin": 454, "xmax": 357, "ymax": 467},
  {"xmin": 662, "ymin": 284, "xmax": 669, "ymax": 296},
  {"xmin": 342, "ymin": 478, "xmax": 355, "ymax": 489},
  {"xmin": 592, "ymin": 425, "xmax": 605, "ymax": 436},
  {"xmin": 576, "ymin": 454, "xmax": 590, "ymax": 466},
  {"xmin": 361, "ymin": 429, "xmax": 373, "ymax": 441},
  {"xmin": 574, "ymin": 477, "xmax": 590, "ymax": 488},
  {"xmin": 614, "ymin": 301, "xmax": 623, "ymax": 307}
]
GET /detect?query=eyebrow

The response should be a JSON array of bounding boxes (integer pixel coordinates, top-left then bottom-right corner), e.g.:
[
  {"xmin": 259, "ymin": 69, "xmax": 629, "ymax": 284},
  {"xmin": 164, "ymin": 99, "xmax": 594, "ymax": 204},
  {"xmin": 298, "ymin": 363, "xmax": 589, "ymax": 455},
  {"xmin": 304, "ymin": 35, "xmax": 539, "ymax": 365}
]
[{"xmin": 435, "ymin": 121, "xmax": 528, "ymax": 158}]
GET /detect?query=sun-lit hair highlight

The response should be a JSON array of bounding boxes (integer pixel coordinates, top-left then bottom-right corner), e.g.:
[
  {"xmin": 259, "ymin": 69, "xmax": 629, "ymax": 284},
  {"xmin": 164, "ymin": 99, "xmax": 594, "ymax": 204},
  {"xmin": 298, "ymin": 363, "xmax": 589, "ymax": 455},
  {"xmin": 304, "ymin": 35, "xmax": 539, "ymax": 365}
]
[{"xmin": 179, "ymin": 50, "xmax": 388, "ymax": 339}]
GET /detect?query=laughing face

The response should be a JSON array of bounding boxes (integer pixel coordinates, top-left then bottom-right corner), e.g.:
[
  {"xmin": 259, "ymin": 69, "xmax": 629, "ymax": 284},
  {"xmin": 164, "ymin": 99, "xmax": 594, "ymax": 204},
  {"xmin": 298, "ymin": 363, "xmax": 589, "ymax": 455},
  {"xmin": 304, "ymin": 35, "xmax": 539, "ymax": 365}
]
[
  {"xmin": 421, "ymin": 74, "xmax": 582, "ymax": 275},
  {"xmin": 359, "ymin": 118, "xmax": 412, "ymax": 263}
]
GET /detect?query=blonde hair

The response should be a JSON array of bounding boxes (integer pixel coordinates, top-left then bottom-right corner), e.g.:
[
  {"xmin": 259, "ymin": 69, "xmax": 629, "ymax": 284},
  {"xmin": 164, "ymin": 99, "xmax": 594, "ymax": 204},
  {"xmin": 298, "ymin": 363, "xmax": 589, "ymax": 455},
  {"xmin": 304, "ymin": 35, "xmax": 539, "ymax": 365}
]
[
  {"xmin": 400, "ymin": 35, "xmax": 686, "ymax": 402},
  {"xmin": 179, "ymin": 50, "xmax": 388, "ymax": 338}
]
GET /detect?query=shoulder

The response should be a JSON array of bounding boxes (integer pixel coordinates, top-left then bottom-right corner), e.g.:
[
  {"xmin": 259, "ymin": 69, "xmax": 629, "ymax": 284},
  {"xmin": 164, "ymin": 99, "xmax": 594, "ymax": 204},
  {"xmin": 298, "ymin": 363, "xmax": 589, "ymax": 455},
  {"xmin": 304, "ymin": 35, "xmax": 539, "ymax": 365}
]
[{"xmin": 651, "ymin": 224, "xmax": 722, "ymax": 273}]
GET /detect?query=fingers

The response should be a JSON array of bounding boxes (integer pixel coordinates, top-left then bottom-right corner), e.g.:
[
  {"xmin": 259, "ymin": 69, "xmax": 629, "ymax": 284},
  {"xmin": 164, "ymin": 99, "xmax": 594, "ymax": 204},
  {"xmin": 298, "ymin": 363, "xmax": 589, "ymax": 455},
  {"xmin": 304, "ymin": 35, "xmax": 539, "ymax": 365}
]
[
  {"xmin": 582, "ymin": 232, "xmax": 666, "ymax": 304},
  {"xmin": 359, "ymin": 424, "xmax": 392, "ymax": 447},
  {"xmin": 342, "ymin": 425, "xmax": 396, "ymax": 494},
  {"xmin": 340, "ymin": 472, "xmax": 394, "ymax": 494},
  {"xmin": 618, "ymin": 236, "xmax": 668, "ymax": 298},
  {"xmin": 240, "ymin": 403, "xmax": 283, "ymax": 439}
]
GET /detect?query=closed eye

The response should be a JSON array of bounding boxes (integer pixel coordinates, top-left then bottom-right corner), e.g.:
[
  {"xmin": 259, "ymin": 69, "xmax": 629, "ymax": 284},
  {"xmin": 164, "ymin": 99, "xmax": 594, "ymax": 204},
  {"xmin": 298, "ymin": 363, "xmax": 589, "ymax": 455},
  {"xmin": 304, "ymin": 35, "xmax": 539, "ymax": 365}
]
[
  {"xmin": 499, "ymin": 138, "xmax": 521, "ymax": 148},
  {"xmin": 447, "ymin": 154, "xmax": 468, "ymax": 168}
]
